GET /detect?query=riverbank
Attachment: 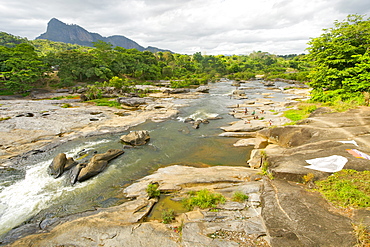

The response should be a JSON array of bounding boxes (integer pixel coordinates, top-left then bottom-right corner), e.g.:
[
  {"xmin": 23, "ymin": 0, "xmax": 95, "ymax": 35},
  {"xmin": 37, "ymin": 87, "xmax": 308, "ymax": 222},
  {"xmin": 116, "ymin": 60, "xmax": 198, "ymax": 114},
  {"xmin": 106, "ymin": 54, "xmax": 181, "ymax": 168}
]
[
  {"xmin": 7, "ymin": 105, "xmax": 370, "ymax": 246},
  {"xmin": 4, "ymin": 80, "xmax": 368, "ymax": 246}
]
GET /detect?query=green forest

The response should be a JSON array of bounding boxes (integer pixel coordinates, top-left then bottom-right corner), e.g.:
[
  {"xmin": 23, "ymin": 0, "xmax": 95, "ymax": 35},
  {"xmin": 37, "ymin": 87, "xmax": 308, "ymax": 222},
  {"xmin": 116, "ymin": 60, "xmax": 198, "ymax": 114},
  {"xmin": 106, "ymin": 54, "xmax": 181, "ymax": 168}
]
[{"xmin": 1, "ymin": 14, "xmax": 369, "ymax": 105}]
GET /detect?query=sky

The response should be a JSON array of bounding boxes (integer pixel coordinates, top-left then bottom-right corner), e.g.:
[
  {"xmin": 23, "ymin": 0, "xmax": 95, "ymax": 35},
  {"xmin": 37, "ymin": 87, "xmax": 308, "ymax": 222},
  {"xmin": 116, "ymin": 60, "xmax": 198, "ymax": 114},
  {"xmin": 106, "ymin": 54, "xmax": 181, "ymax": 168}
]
[{"xmin": 1, "ymin": 0, "xmax": 370, "ymax": 55}]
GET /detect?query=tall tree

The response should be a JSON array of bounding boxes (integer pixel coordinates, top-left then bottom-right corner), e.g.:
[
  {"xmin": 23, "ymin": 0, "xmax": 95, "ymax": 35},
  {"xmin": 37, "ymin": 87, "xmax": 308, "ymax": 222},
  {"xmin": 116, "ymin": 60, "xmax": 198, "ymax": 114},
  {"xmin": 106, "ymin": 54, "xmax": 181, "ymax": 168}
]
[
  {"xmin": 1, "ymin": 43, "xmax": 48, "ymax": 91},
  {"xmin": 307, "ymin": 14, "xmax": 370, "ymax": 102}
]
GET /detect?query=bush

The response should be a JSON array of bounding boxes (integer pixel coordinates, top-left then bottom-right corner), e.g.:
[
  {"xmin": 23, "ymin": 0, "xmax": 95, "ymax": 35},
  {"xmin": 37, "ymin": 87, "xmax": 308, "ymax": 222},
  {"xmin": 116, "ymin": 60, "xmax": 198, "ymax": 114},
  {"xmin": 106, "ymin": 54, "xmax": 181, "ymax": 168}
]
[
  {"xmin": 161, "ymin": 209, "xmax": 175, "ymax": 224},
  {"xmin": 182, "ymin": 189, "xmax": 226, "ymax": 210},
  {"xmin": 85, "ymin": 84, "xmax": 102, "ymax": 100},
  {"xmin": 146, "ymin": 183, "xmax": 160, "ymax": 198}
]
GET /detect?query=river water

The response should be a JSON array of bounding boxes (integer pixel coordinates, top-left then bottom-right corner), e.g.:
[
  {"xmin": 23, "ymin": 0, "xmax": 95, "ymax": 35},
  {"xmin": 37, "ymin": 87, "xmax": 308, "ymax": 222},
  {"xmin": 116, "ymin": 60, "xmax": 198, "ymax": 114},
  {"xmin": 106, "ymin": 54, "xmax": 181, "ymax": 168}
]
[{"xmin": 0, "ymin": 79, "xmax": 294, "ymax": 239}]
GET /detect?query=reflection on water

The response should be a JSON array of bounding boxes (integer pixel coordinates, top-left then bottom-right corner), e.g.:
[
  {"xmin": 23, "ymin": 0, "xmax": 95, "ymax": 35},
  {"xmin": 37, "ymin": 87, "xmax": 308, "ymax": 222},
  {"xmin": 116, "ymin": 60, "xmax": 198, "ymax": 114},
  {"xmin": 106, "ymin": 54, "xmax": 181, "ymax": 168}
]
[{"xmin": 0, "ymin": 79, "xmax": 294, "ymax": 238}]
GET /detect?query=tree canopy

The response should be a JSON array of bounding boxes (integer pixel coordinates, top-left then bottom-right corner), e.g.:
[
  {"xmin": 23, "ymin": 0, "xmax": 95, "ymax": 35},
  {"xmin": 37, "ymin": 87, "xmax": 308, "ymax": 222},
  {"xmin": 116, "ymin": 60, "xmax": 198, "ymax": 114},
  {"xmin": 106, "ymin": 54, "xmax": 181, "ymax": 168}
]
[
  {"xmin": 0, "ymin": 32, "xmax": 309, "ymax": 93},
  {"xmin": 307, "ymin": 14, "xmax": 370, "ymax": 103}
]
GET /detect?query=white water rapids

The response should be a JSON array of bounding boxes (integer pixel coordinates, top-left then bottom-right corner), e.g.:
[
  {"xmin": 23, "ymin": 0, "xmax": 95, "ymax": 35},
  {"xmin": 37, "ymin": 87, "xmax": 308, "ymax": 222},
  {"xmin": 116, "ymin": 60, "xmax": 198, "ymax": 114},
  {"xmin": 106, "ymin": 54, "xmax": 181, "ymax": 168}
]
[{"xmin": 0, "ymin": 140, "xmax": 110, "ymax": 236}]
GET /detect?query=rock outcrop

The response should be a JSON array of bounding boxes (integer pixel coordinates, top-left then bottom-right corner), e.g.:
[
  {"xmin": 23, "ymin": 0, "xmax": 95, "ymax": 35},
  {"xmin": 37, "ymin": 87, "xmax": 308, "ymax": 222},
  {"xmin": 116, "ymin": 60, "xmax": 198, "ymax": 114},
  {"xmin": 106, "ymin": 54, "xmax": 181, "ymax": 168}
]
[
  {"xmin": 249, "ymin": 106, "xmax": 370, "ymax": 182},
  {"xmin": 120, "ymin": 130, "xmax": 150, "ymax": 146},
  {"xmin": 77, "ymin": 149, "xmax": 125, "ymax": 182}
]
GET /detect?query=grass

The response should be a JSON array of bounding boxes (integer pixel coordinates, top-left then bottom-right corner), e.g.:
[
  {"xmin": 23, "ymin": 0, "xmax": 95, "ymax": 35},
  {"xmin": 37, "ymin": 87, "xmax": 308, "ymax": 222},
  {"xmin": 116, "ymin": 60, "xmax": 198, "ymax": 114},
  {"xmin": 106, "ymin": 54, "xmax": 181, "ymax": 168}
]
[
  {"xmin": 353, "ymin": 223, "xmax": 370, "ymax": 247},
  {"xmin": 182, "ymin": 189, "xmax": 226, "ymax": 210},
  {"xmin": 232, "ymin": 191, "xmax": 249, "ymax": 202},
  {"xmin": 88, "ymin": 98, "xmax": 122, "ymax": 108},
  {"xmin": 283, "ymin": 103, "xmax": 318, "ymax": 123},
  {"xmin": 323, "ymin": 99, "xmax": 361, "ymax": 113},
  {"xmin": 315, "ymin": 169, "xmax": 370, "ymax": 208},
  {"xmin": 51, "ymin": 95, "xmax": 79, "ymax": 100}
]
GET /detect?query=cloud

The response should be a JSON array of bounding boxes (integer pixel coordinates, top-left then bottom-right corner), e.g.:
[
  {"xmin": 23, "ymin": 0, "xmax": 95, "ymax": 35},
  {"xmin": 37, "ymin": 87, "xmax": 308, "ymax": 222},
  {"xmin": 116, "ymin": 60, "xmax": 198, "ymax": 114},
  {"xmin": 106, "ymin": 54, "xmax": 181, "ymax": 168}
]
[{"xmin": 0, "ymin": 0, "xmax": 370, "ymax": 55}]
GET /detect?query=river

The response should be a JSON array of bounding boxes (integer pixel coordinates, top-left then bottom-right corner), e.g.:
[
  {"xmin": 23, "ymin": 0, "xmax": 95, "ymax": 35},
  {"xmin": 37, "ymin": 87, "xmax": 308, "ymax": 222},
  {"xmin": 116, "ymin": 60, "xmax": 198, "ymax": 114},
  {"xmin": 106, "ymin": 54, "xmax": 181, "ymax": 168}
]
[{"xmin": 0, "ymin": 79, "xmax": 296, "ymax": 239}]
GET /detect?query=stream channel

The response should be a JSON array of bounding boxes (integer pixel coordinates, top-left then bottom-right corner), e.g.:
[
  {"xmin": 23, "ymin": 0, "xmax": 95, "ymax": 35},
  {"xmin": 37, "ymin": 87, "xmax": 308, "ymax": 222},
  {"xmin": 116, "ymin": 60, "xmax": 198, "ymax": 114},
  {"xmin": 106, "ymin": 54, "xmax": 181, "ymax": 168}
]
[{"xmin": 0, "ymin": 79, "xmax": 295, "ymax": 239}]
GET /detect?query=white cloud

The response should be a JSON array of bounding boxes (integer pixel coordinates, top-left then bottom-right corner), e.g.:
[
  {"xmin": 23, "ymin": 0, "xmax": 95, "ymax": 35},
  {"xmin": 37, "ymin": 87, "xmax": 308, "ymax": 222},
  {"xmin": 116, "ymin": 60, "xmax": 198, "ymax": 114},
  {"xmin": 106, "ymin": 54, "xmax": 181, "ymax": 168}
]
[{"xmin": 0, "ymin": 0, "xmax": 369, "ymax": 54}]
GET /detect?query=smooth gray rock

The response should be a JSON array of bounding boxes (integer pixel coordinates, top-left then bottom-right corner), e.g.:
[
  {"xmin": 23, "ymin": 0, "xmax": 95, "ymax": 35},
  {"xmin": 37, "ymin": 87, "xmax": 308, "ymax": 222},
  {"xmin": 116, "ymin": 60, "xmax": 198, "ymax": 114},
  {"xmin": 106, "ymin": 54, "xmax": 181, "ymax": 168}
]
[{"xmin": 261, "ymin": 179, "xmax": 356, "ymax": 247}]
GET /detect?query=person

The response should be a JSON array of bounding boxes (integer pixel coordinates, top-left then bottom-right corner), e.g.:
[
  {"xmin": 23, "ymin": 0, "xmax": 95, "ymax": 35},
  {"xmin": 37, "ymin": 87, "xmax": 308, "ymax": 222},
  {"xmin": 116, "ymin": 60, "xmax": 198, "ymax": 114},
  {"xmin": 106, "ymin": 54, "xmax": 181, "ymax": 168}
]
[
  {"xmin": 244, "ymin": 108, "xmax": 248, "ymax": 114},
  {"xmin": 261, "ymin": 109, "xmax": 265, "ymax": 114},
  {"xmin": 251, "ymin": 110, "xmax": 255, "ymax": 115},
  {"xmin": 269, "ymin": 119, "xmax": 272, "ymax": 126}
]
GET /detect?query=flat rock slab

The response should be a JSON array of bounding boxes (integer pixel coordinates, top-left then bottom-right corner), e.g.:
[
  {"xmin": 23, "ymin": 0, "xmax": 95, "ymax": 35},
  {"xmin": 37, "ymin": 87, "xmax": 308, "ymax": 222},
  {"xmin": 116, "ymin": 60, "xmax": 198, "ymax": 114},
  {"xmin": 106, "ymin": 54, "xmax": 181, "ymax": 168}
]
[
  {"xmin": 261, "ymin": 179, "xmax": 356, "ymax": 247},
  {"xmin": 220, "ymin": 121, "xmax": 265, "ymax": 132},
  {"xmin": 124, "ymin": 165, "xmax": 259, "ymax": 198},
  {"xmin": 9, "ymin": 198, "xmax": 169, "ymax": 246},
  {"xmin": 12, "ymin": 222, "xmax": 179, "ymax": 247}
]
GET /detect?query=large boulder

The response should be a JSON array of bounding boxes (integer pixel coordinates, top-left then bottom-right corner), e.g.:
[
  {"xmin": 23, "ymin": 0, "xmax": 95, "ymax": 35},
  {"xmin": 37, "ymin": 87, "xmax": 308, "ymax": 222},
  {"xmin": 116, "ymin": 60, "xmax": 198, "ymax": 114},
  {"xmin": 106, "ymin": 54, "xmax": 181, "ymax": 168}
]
[
  {"xmin": 77, "ymin": 149, "xmax": 125, "ymax": 182},
  {"xmin": 48, "ymin": 153, "xmax": 67, "ymax": 178},
  {"xmin": 120, "ymin": 130, "xmax": 150, "ymax": 146},
  {"xmin": 48, "ymin": 153, "xmax": 77, "ymax": 178}
]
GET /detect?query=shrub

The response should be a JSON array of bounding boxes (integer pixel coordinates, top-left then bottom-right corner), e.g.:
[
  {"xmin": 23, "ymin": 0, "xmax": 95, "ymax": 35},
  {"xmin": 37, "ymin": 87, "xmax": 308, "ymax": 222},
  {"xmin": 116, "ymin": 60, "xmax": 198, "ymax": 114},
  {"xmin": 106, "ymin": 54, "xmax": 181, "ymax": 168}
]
[
  {"xmin": 85, "ymin": 84, "xmax": 102, "ymax": 100},
  {"xmin": 182, "ymin": 189, "xmax": 226, "ymax": 210},
  {"xmin": 303, "ymin": 173, "xmax": 315, "ymax": 184},
  {"xmin": 146, "ymin": 183, "xmax": 160, "ymax": 198},
  {"xmin": 161, "ymin": 209, "xmax": 175, "ymax": 224}
]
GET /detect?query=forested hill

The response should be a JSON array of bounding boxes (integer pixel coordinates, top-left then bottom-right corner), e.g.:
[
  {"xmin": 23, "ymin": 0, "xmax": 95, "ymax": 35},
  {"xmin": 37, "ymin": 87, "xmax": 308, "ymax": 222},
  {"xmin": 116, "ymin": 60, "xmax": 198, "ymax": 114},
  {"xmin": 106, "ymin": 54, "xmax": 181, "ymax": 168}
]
[{"xmin": 36, "ymin": 18, "xmax": 172, "ymax": 53}]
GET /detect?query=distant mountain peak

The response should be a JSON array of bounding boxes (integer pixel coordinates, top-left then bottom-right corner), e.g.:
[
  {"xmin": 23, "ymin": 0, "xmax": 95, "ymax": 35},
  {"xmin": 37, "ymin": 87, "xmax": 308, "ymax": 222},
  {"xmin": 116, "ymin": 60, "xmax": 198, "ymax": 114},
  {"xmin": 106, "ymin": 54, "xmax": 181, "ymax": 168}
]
[{"xmin": 36, "ymin": 18, "xmax": 171, "ymax": 53}]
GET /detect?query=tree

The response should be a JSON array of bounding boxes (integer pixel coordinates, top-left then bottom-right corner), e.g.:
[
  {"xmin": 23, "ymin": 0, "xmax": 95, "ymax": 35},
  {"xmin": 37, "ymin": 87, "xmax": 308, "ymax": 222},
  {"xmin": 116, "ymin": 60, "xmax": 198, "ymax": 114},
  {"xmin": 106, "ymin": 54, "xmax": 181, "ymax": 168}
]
[
  {"xmin": 1, "ymin": 43, "xmax": 48, "ymax": 91},
  {"xmin": 307, "ymin": 14, "xmax": 370, "ymax": 102}
]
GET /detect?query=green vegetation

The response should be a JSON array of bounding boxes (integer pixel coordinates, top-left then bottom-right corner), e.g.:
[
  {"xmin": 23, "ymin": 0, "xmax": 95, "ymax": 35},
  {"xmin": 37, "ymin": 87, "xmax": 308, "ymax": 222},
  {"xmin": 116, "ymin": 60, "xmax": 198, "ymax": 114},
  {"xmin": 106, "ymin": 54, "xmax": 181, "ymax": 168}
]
[
  {"xmin": 302, "ymin": 173, "xmax": 315, "ymax": 184},
  {"xmin": 146, "ymin": 183, "xmax": 161, "ymax": 198},
  {"xmin": 315, "ymin": 169, "xmax": 370, "ymax": 208},
  {"xmin": 182, "ymin": 189, "xmax": 226, "ymax": 210},
  {"xmin": 161, "ymin": 209, "xmax": 175, "ymax": 224},
  {"xmin": 0, "ymin": 32, "xmax": 310, "ymax": 94},
  {"xmin": 0, "ymin": 116, "xmax": 11, "ymax": 121},
  {"xmin": 61, "ymin": 103, "xmax": 72, "ymax": 108},
  {"xmin": 283, "ymin": 103, "xmax": 318, "ymax": 123},
  {"xmin": 2, "ymin": 14, "xmax": 370, "ymax": 111},
  {"xmin": 307, "ymin": 14, "xmax": 370, "ymax": 104},
  {"xmin": 89, "ymin": 98, "xmax": 121, "ymax": 108},
  {"xmin": 232, "ymin": 191, "xmax": 249, "ymax": 202}
]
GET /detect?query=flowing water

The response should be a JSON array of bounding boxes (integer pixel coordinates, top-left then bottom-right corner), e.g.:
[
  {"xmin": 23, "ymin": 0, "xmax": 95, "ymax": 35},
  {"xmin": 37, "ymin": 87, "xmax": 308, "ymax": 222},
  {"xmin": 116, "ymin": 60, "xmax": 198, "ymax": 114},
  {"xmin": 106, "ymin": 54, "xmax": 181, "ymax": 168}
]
[{"xmin": 0, "ymin": 79, "xmax": 295, "ymax": 238}]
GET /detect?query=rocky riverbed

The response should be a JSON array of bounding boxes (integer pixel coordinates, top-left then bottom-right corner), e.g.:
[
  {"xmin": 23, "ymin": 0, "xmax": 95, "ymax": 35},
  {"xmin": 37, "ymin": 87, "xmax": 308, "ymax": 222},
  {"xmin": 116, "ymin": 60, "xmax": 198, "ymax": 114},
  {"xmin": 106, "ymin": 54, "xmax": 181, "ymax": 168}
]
[{"xmin": 1, "ymin": 82, "xmax": 370, "ymax": 246}]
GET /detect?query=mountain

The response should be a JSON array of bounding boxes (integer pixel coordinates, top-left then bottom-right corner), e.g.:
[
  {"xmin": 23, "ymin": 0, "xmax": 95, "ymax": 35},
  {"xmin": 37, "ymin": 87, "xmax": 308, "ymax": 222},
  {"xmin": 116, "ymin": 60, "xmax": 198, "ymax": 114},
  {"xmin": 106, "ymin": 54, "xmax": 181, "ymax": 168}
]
[{"xmin": 36, "ymin": 18, "xmax": 171, "ymax": 53}]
